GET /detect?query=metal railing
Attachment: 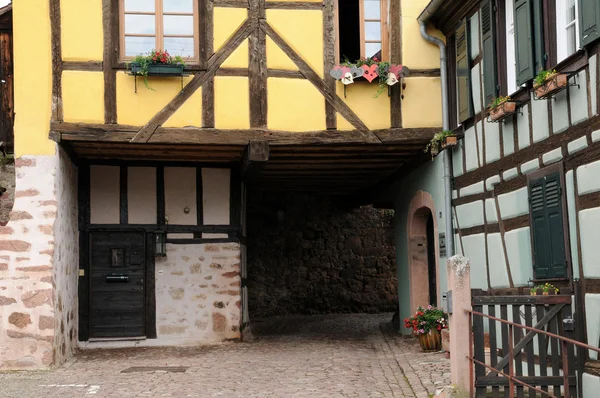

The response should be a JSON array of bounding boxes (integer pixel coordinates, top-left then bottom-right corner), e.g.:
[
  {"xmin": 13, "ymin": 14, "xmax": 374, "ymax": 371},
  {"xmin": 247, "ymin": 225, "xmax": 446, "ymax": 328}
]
[{"xmin": 465, "ymin": 308, "xmax": 600, "ymax": 398}]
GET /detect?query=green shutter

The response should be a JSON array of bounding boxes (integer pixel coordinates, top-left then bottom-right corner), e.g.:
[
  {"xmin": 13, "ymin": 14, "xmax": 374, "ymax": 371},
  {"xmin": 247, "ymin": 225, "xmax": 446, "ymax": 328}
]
[
  {"xmin": 514, "ymin": 0, "xmax": 535, "ymax": 84},
  {"xmin": 482, "ymin": 0, "xmax": 497, "ymax": 106},
  {"xmin": 529, "ymin": 173, "xmax": 567, "ymax": 279},
  {"xmin": 456, "ymin": 19, "xmax": 472, "ymax": 122},
  {"xmin": 532, "ymin": 0, "xmax": 545, "ymax": 72},
  {"xmin": 579, "ymin": 0, "xmax": 600, "ymax": 46}
]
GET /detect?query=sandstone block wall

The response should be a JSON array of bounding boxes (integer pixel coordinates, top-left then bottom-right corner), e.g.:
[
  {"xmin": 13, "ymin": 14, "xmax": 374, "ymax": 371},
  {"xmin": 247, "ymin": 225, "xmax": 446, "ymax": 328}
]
[
  {"xmin": 155, "ymin": 242, "xmax": 242, "ymax": 343},
  {"xmin": 247, "ymin": 192, "xmax": 397, "ymax": 317},
  {"xmin": 0, "ymin": 148, "xmax": 78, "ymax": 370}
]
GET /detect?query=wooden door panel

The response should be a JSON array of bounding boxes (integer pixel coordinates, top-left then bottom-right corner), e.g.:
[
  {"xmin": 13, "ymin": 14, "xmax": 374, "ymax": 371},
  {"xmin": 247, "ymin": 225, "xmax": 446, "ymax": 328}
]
[{"xmin": 89, "ymin": 231, "xmax": 146, "ymax": 338}]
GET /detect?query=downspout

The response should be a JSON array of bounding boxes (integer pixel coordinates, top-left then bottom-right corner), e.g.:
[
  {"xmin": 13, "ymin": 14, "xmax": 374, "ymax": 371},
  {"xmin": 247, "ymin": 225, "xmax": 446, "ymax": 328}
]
[{"xmin": 418, "ymin": 4, "xmax": 454, "ymax": 258}]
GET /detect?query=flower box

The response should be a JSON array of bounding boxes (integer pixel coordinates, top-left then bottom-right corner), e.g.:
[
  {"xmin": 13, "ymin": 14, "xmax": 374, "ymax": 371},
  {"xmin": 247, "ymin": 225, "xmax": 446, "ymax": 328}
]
[
  {"xmin": 489, "ymin": 101, "xmax": 517, "ymax": 122},
  {"xmin": 534, "ymin": 73, "xmax": 568, "ymax": 99},
  {"xmin": 441, "ymin": 135, "xmax": 458, "ymax": 149},
  {"xmin": 130, "ymin": 63, "xmax": 184, "ymax": 76}
]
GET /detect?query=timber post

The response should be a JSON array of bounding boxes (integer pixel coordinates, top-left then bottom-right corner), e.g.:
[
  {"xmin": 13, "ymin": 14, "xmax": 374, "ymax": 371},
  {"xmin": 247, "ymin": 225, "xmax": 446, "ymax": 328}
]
[{"xmin": 446, "ymin": 255, "xmax": 472, "ymax": 394}]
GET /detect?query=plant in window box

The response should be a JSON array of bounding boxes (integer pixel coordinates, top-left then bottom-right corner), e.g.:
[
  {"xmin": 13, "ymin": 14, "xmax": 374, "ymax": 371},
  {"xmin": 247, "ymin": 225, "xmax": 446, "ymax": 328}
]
[
  {"xmin": 330, "ymin": 56, "xmax": 407, "ymax": 97},
  {"xmin": 128, "ymin": 50, "xmax": 185, "ymax": 90},
  {"xmin": 424, "ymin": 130, "xmax": 457, "ymax": 158},
  {"xmin": 488, "ymin": 96, "xmax": 517, "ymax": 122},
  {"xmin": 533, "ymin": 69, "xmax": 568, "ymax": 99},
  {"xmin": 529, "ymin": 282, "xmax": 560, "ymax": 296}
]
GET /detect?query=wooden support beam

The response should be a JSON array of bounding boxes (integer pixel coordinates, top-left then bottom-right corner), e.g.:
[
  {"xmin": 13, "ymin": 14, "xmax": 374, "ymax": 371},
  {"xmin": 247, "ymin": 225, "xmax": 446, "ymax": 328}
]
[
  {"xmin": 261, "ymin": 21, "xmax": 381, "ymax": 144},
  {"xmin": 102, "ymin": 0, "xmax": 118, "ymax": 124},
  {"xmin": 52, "ymin": 122, "xmax": 437, "ymax": 146},
  {"xmin": 389, "ymin": 0, "xmax": 401, "ymax": 127},
  {"xmin": 49, "ymin": 0, "xmax": 63, "ymax": 122},
  {"xmin": 241, "ymin": 140, "xmax": 270, "ymax": 183},
  {"xmin": 323, "ymin": 0, "xmax": 336, "ymax": 129},
  {"xmin": 130, "ymin": 18, "xmax": 256, "ymax": 143},
  {"xmin": 248, "ymin": 0, "xmax": 268, "ymax": 128}
]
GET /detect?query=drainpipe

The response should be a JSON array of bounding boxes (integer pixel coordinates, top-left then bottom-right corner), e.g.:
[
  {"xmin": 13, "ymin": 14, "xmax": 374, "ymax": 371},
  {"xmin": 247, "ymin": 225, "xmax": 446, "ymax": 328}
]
[{"xmin": 418, "ymin": 4, "xmax": 454, "ymax": 258}]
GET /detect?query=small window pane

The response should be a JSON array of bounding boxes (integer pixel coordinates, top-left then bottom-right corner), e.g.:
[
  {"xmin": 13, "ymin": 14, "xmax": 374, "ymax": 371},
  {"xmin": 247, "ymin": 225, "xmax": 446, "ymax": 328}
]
[
  {"xmin": 567, "ymin": 0, "xmax": 576, "ymax": 22},
  {"xmin": 124, "ymin": 0, "xmax": 155, "ymax": 12},
  {"xmin": 125, "ymin": 36, "xmax": 156, "ymax": 56},
  {"xmin": 469, "ymin": 12, "xmax": 480, "ymax": 59},
  {"xmin": 164, "ymin": 37, "xmax": 195, "ymax": 57},
  {"xmin": 365, "ymin": 42, "xmax": 382, "ymax": 59},
  {"xmin": 364, "ymin": 0, "xmax": 381, "ymax": 20},
  {"xmin": 125, "ymin": 14, "xmax": 156, "ymax": 35},
  {"xmin": 365, "ymin": 22, "xmax": 381, "ymax": 41},
  {"xmin": 164, "ymin": 15, "xmax": 194, "ymax": 35},
  {"xmin": 164, "ymin": 0, "xmax": 194, "ymax": 13}
]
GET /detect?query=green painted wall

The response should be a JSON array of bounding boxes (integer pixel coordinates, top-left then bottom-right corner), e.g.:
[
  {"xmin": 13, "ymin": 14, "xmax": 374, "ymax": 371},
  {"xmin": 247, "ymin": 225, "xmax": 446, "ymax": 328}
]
[{"xmin": 392, "ymin": 155, "xmax": 449, "ymax": 335}]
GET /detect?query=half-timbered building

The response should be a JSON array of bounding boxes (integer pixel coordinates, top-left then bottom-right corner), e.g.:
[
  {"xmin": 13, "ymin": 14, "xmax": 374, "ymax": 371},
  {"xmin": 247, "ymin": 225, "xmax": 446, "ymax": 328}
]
[
  {"xmin": 387, "ymin": 0, "xmax": 600, "ymax": 392},
  {"xmin": 0, "ymin": 0, "xmax": 444, "ymax": 369}
]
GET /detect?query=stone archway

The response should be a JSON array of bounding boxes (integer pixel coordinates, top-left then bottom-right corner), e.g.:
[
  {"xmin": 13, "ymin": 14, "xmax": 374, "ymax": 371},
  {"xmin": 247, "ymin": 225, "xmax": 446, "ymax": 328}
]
[{"xmin": 407, "ymin": 191, "xmax": 440, "ymax": 310}]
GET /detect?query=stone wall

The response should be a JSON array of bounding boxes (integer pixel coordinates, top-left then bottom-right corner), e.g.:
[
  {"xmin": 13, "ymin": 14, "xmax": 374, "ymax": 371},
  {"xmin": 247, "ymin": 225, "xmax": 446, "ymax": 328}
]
[
  {"xmin": 0, "ymin": 148, "xmax": 79, "ymax": 370},
  {"xmin": 246, "ymin": 191, "xmax": 397, "ymax": 317},
  {"xmin": 0, "ymin": 162, "xmax": 15, "ymax": 226},
  {"xmin": 155, "ymin": 242, "xmax": 242, "ymax": 343}
]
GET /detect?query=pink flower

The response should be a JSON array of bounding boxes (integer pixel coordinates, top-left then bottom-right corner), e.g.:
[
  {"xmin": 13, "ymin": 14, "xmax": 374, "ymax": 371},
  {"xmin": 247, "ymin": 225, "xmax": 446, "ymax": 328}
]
[{"xmin": 427, "ymin": 305, "xmax": 433, "ymax": 309}]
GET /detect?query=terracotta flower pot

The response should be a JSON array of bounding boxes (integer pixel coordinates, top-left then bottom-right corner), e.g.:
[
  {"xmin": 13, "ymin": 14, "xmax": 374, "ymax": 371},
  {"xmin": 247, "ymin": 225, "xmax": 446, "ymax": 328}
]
[
  {"xmin": 441, "ymin": 135, "xmax": 458, "ymax": 149},
  {"xmin": 534, "ymin": 73, "xmax": 568, "ymax": 99},
  {"xmin": 489, "ymin": 101, "xmax": 517, "ymax": 122},
  {"xmin": 418, "ymin": 329, "xmax": 442, "ymax": 352}
]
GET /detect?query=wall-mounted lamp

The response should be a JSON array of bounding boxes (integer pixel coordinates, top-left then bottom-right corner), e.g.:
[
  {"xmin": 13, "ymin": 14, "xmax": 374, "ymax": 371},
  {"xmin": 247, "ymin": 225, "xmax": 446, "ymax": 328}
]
[{"xmin": 155, "ymin": 231, "xmax": 167, "ymax": 257}]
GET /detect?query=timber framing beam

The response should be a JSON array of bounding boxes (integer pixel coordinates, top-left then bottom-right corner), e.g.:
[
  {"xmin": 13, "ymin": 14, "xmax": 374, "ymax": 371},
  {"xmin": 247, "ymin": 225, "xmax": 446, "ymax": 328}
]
[
  {"xmin": 260, "ymin": 21, "xmax": 381, "ymax": 144},
  {"xmin": 241, "ymin": 140, "xmax": 270, "ymax": 183},
  {"xmin": 49, "ymin": 0, "xmax": 63, "ymax": 122},
  {"xmin": 52, "ymin": 122, "xmax": 437, "ymax": 146},
  {"xmin": 130, "ymin": 18, "xmax": 257, "ymax": 143}
]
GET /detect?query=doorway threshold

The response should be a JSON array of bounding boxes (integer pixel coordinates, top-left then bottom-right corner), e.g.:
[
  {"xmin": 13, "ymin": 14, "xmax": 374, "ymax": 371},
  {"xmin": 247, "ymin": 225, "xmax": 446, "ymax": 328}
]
[{"xmin": 88, "ymin": 336, "xmax": 146, "ymax": 342}]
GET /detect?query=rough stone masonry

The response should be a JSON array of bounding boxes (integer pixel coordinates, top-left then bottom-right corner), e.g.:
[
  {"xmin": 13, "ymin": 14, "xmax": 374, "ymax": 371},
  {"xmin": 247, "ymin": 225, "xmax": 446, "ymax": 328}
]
[{"xmin": 247, "ymin": 191, "xmax": 398, "ymax": 317}]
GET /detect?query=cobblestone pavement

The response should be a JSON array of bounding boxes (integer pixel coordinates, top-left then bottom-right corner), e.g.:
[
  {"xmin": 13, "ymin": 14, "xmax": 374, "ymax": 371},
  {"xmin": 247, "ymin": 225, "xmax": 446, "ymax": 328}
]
[{"xmin": 0, "ymin": 313, "xmax": 450, "ymax": 398}]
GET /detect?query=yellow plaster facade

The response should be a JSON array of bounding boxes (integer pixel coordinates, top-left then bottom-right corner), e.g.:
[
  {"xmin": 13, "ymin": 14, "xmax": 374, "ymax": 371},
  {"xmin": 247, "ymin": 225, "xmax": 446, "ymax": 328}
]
[
  {"xmin": 268, "ymin": 78, "xmax": 326, "ymax": 131},
  {"xmin": 13, "ymin": 0, "xmax": 443, "ymax": 158},
  {"xmin": 60, "ymin": 0, "xmax": 103, "ymax": 62},
  {"xmin": 13, "ymin": 0, "xmax": 54, "ymax": 157}
]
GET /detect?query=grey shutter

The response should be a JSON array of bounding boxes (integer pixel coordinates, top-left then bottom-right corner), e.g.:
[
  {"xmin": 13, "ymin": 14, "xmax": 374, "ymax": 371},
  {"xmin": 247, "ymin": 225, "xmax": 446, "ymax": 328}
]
[
  {"xmin": 529, "ymin": 173, "xmax": 567, "ymax": 279},
  {"xmin": 514, "ymin": 0, "xmax": 535, "ymax": 84},
  {"xmin": 579, "ymin": 0, "xmax": 600, "ymax": 46},
  {"xmin": 482, "ymin": 0, "xmax": 497, "ymax": 106},
  {"xmin": 456, "ymin": 19, "xmax": 472, "ymax": 122}
]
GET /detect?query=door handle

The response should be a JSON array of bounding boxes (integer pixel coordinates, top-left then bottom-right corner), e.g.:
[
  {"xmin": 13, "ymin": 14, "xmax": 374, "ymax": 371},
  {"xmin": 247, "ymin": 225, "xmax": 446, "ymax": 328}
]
[{"xmin": 106, "ymin": 274, "xmax": 129, "ymax": 283}]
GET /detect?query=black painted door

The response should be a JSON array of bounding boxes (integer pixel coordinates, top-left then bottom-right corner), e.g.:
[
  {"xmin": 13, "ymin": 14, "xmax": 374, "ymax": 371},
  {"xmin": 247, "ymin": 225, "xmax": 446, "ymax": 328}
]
[{"xmin": 90, "ymin": 232, "xmax": 146, "ymax": 338}]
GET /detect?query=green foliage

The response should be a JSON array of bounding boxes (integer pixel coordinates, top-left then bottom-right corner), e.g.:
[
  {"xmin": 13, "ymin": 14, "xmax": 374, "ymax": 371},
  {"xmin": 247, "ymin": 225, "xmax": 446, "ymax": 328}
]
[
  {"xmin": 128, "ymin": 50, "xmax": 185, "ymax": 90},
  {"xmin": 340, "ymin": 56, "xmax": 393, "ymax": 97},
  {"xmin": 424, "ymin": 130, "xmax": 454, "ymax": 155},
  {"xmin": 404, "ymin": 305, "xmax": 448, "ymax": 335},
  {"xmin": 489, "ymin": 95, "xmax": 511, "ymax": 108},
  {"xmin": 0, "ymin": 152, "xmax": 14, "ymax": 168},
  {"xmin": 534, "ymin": 69, "xmax": 557, "ymax": 87},
  {"xmin": 530, "ymin": 282, "xmax": 559, "ymax": 295}
]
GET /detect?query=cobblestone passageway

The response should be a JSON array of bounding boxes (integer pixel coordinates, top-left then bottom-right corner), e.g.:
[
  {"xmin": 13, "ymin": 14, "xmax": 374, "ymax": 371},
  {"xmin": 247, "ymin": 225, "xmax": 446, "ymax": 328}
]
[{"xmin": 0, "ymin": 314, "xmax": 450, "ymax": 398}]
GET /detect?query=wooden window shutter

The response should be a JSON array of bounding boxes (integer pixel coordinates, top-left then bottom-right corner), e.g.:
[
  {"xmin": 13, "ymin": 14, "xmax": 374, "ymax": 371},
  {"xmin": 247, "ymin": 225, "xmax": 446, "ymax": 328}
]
[
  {"xmin": 456, "ymin": 19, "xmax": 472, "ymax": 122},
  {"xmin": 532, "ymin": 0, "xmax": 545, "ymax": 73},
  {"xmin": 482, "ymin": 0, "xmax": 498, "ymax": 106},
  {"xmin": 514, "ymin": 0, "xmax": 535, "ymax": 84},
  {"xmin": 579, "ymin": 0, "xmax": 600, "ymax": 46},
  {"xmin": 529, "ymin": 173, "xmax": 567, "ymax": 279}
]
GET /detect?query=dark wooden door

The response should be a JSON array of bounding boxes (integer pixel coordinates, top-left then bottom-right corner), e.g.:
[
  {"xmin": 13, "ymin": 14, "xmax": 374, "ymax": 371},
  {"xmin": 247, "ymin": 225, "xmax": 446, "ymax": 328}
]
[
  {"xmin": 0, "ymin": 30, "xmax": 13, "ymax": 152},
  {"xmin": 90, "ymin": 232, "xmax": 146, "ymax": 338}
]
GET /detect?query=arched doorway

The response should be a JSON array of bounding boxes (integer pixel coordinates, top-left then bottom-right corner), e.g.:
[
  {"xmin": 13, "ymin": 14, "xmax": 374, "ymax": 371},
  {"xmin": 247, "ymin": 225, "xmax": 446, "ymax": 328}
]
[{"xmin": 407, "ymin": 191, "xmax": 440, "ymax": 310}]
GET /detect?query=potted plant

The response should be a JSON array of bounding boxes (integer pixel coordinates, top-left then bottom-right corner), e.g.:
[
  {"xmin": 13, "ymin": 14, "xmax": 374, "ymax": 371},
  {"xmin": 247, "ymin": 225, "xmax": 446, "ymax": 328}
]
[
  {"xmin": 530, "ymin": 283, "xmax": 560, "ymax": 296},
  {"xmin": 404, "ymin": 305, "xmax": 448, "ymax": 352},
  {"xmin": 424, "ymin": 130, "xmax": 456, "ymax": 157},
  {"xmin": 128, "ymin": 50, "xmax": 185, "ymax": 90},
  {"xmin": 534, "ymin": 69, "xmax": 568, "ymax": 99},
  {"xmin": 489, "ymin": 96, "xmax": 517, "ymax": 122}
]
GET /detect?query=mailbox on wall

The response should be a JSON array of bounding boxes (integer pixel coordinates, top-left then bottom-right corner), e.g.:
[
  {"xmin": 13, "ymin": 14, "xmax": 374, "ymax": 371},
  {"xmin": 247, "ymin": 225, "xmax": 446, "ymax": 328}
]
[{"xmin": 442, "ymin": 291, "xmax": 452, "ymax": 314}]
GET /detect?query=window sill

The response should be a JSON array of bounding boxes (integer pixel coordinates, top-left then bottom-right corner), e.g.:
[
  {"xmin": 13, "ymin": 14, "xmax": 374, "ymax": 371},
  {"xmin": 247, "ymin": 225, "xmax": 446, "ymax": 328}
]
[{"xmin": 115, "ymin": 62, "xmax": 205, "ymax": 72}]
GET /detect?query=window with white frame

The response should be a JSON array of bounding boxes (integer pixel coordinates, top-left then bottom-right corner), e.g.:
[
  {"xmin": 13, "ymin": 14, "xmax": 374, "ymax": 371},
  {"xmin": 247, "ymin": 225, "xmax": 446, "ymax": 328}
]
[
  {"xmin": 556, "ymin": 0, "xmax": 580, "ymax": 63},
  {"xmin": 505, "ymin": 0, "xmax": 517, "ymax": 95}
]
